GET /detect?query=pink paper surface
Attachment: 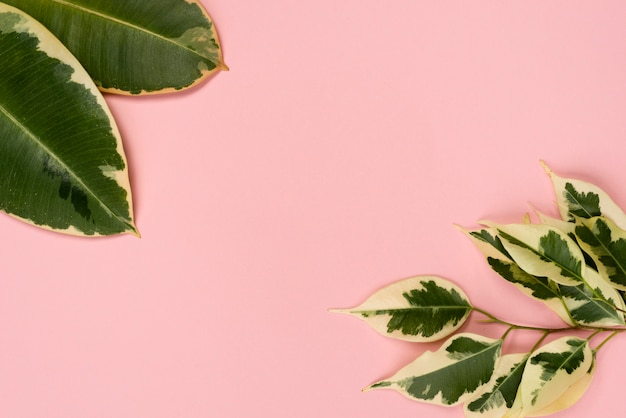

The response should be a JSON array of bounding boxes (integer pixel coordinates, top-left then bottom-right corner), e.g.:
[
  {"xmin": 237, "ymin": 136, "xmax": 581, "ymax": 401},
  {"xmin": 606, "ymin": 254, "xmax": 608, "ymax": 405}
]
[{"xmin": 2, "ymin": 1, "xmax": 626, "ymax": 417}]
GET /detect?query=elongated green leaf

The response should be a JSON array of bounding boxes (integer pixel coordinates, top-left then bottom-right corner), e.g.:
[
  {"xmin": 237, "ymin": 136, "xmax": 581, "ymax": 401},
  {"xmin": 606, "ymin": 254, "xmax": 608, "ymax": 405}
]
[
  {"xmin": 462, "ymin": 226, "xmax": 572, "ymax": 325},
  {"xmin": 542, "ymin": 162, "xmax": 626, "ymax": 229},
  {"xmin": 492, "ymin": 223, "xmax": 584, "ymax": 287},
  {"xmin": 4, "ymin": 0, "xmax": 227, "ymax": 94},
  {"xmin": 575, "ymin": 216, "xmax": 626, "ymax": 290},
  {"xmin": 518, "ymin": 337, "xmax": 593, "ymax": 415},
  {"xmin": 0, "ymin": 4, "xmax": 136, "ymax": 236},
  {"xmin": 526, "ymin": 357, "xmax": 595, "ymax": 417},
  {"xmin": 331, "ymin": 276, "xmax": 472, "ymax": 342},
  {"xmin": 464, "ymin": 353, "xmax": 529, "ymax": 418},
  {"xmin": 366, "ymin": 333, "xmax": 502, "ymax": 406},
  {"xmin": 559, "ymin": 267, "xmax": 625, "ymax": 327}
]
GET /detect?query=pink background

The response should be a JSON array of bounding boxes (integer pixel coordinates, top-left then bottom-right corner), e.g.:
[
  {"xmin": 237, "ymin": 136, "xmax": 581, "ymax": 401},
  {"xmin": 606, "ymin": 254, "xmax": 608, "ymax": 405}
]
[{"xmin": 2, "ymin": 1, "xmax": 626, "ymax": 417}]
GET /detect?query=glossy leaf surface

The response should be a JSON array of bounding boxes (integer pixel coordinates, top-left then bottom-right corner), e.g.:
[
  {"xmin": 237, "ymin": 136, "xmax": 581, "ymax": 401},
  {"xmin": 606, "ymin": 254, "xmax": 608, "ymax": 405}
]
[
  {"xmin": 0, "ymin": 3, "xmax": 136, "ymax": 235},
  {"xmin": 4, "ymin": 0, "xmax": 226, "ymax": 94},
  {"xmin": 367, "ymin": 333, "xmax": 502, "ymax": 406},
  {"xmin": 331, "ymin": 276, "xmax": 472, "ymax": 342}
]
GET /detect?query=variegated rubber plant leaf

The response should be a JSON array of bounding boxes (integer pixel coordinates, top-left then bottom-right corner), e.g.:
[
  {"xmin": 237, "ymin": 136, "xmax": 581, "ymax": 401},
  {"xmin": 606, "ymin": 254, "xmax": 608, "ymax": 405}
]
[
  {"xmin": 0, "ymin": 3, "xmax": 136, "ymax": 236},
  {"xmin": 4, "ymin": 0, "xmax": 227, "ymax": 94},
  {"xmin": 366, "ymin": 333, "xmax": 502, "ymax": 406},
  {"xmin": 331, "ymin": 276, "xmax": 472, "ymax": 342},
  {"xmin": 514, "ymin": 336, "xmax": 594, "ymax": 417}
]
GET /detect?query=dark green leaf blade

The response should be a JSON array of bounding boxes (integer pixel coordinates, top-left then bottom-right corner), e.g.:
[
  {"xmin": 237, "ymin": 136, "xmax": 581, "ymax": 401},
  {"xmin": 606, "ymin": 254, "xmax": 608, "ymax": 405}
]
[
  {"xmin": 0, "ymin": 4, "xmax": 136, "ymax": 236},
  {"xmin": 331, "ymin": 276, "xmax": 472, "ymax": 342},
  {"xmin": 518, "ymin": 337, "xmax": 593, "ymax": 415},
  {"xmin": 4, "ymin": 0, "xmax": 227, "ymax": 94},
  {"xmin": 367, "ymin": 333, "xmax": 502, "ymax": 406},
  {"xmin": 575, "ymin": 216, "xmax": 626, "ymax": 290},
  {"xmin": 543, "ymin": 162, "xmax": 626, "ymax": 229},
  {"xmin": 464, "ymin": 353, "xmax": 528, "ymax": 417}
]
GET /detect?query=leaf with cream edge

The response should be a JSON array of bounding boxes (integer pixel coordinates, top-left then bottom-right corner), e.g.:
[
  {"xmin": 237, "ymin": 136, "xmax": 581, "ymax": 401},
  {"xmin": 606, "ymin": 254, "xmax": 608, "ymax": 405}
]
[
  {"xmin": 558, "ymin": 267, "xmax": 625, "ymax": 327},
  {"xmin": 542, "ymin": 161, "xmax": 626, "ymax": 229},
  {"xmin": 515, "ymin": 337, "xmax": 593, "ymax": 417},
  {"xmin": 331, "ymin": 276, "xmax": 472, "ymax": 342},
  {"xmin": 574, "ymin": 216, "xmax": 626, "ymax": 291},
  {"xmin": 464, "ymin": 353, "xmax": 529, "ymax": 418},
  {"xmin": 0, "ymin": 3, "xmax": 136, "ymax": 236},
  {"xmin": 3, "ymin": 0, "xmax": 227, "ymax": 94},
  {"xmin": 490, "ymin": 223, "xmax": 585, "ymax": 287},
  {"xmin": 366, "ymin": 333, "xmax": 502, "ymax": 406},
  {"xmin": 525, "ymin": 357, "xmax": 595, "ymax": 417},
  {"xmin": 489, "ymin": 223, "xmax": 624, "ymax": 326},
  {"xmin": 462, "ymin": 226, "xmax": 572, "ymax": 325}
]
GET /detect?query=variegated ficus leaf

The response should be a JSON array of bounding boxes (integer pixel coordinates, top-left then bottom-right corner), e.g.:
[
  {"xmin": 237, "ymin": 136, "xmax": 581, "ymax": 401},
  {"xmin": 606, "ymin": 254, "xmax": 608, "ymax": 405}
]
[
  {"xmin": 463, "ymin": 227, "xmax": 572, "ymax": 325},
  {"xmin": 543, "ymin": 161, "xmax": 626, "ymax": 229},
  {"xmin": 0, "ymin": 3, "xmax": 136, "ymax": 236},
  {"xmin": 516, "ymin": 337, "xmax": 594, "ymax": 416},
  {"xmin": 489, "ymin": 223, "xmax": 585, "ymax": 287},
  {"xmin": 463, "ymin": 353, "xmax": 529, "ymax": 418},
  {"xmin": 3, "ymin": 0, "xmax": 227, "ymax": 94},
  {"xmin": 331, "ymin": 276, "xmax": 472, "ymax": 342},
  {"xmin": 367, "ymin": 333, "xmax": 502, "ymax": 406},
  {"xmin": 574, "ymin": 216, "xmax": 626, "ymax": 291},
  {"xmin": 338, "ymin": 164, "xmax": 626, "ymax": 417}
]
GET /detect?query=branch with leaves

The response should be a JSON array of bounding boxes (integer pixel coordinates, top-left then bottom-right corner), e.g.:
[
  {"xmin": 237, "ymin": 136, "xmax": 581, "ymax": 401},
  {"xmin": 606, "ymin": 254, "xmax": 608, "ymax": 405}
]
[{"xmin": 333, "ymin": 163, "xmax": 626, "ymax": 417}]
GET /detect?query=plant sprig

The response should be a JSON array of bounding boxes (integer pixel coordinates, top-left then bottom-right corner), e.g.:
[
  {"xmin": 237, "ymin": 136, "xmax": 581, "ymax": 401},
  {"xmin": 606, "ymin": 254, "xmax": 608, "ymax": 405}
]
[{"xmin": 333, "ymin": 162, "xmax": 626, "ymax": 417}]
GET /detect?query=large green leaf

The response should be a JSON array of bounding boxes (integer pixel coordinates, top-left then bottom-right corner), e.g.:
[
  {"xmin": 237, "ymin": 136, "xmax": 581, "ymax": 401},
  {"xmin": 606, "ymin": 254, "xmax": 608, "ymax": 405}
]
[
  {"xmin": 516, "ymin": 337, "xmax": 593, "ymax": 416},
  {"xmin": 366, "ymin": 333, "xmax": 502, "ymax": 406},
  {"xmin": 331, "ymin": 276, "xmax": 472, "ymax": 342},
  {"xmin": 4, "ymin": 0, "xmax": 227, "ymax": 94},
  {"xmin": 0, "ymin": 3, "xmax": 136, "ymax": 236}
]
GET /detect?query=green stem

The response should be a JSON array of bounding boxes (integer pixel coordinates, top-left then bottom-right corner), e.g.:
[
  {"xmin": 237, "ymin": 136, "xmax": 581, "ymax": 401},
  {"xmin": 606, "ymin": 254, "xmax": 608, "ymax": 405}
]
[
  {"xmin": 472, "ymin": 307, "xmax": 576, "ymax": 332},
  {"xmin": 595, "ymin": 331, "xmax": 620, "ymax": 352}
]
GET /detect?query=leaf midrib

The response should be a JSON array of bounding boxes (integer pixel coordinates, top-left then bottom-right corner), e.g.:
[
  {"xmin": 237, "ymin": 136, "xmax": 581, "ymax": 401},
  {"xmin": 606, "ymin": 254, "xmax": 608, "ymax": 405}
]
[
  {"xmin": 531, "ymin": 341, "xmax": 587, "ymax": 404},
  {"xmin": 50, "ymin": 0, "xmax": 211, "ymax": 61},
  {"xmin": 580, "ymin": 219, "xmax": 626, "ymax": 284},
  {"xmin": 0, "ymin": 102, "xmax": 131, "ymax": 231},
  {"xmin": 499, "ymin": 230, "xmax": 583, "ymax": 282}
]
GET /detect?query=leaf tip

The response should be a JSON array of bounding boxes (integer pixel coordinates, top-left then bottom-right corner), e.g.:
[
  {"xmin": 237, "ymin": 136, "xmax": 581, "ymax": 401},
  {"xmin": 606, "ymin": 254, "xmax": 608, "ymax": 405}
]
[{"xmin": 539, "ymin": 159, "xmax": 553, "ymax": 177}]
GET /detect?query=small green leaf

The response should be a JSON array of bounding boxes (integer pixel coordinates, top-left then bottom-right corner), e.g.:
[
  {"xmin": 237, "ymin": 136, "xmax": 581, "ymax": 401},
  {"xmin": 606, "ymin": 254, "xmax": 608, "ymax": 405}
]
[
  {"xmin": 575, "ymin": 216, "xmax": 626, "ymax": 290},
  {"xmin": 542, "ymin": 162, "xmax": 626, "ymax": 229},
  {"xmin": 367, "ymin": 333, "xmax": 502, "ymax": 406},
  {"xmin": 559, "ymin": 268, "xmax": 625, "ymax": 327},
  {"xmin": 0, "ymin": 3, "xmax": 136, "ymax": 235},
  {"xmin": 526, "ymin": 357, "xmax": 595, "ymax": 417},
  {"xmin": 462, "ymin": 226, "xmax": 572, "ymax": 324},
  {"xmin": 331, "ymin": 276, "xmax": 472, "ymax": 342},
  {"xmin": 489, "ymin": 223, "xmax": 584, "ymax": 286},
  {"xmin": 518, "ymin": 337, "xmax": 593, "ymax": 415},
  {"xmin": 4, "ymin": 0, "xmax": 227, "ymax": 94},
  {"xmin": 464, "ymin": 353, "xmax": 528, "ymax": 418}
]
